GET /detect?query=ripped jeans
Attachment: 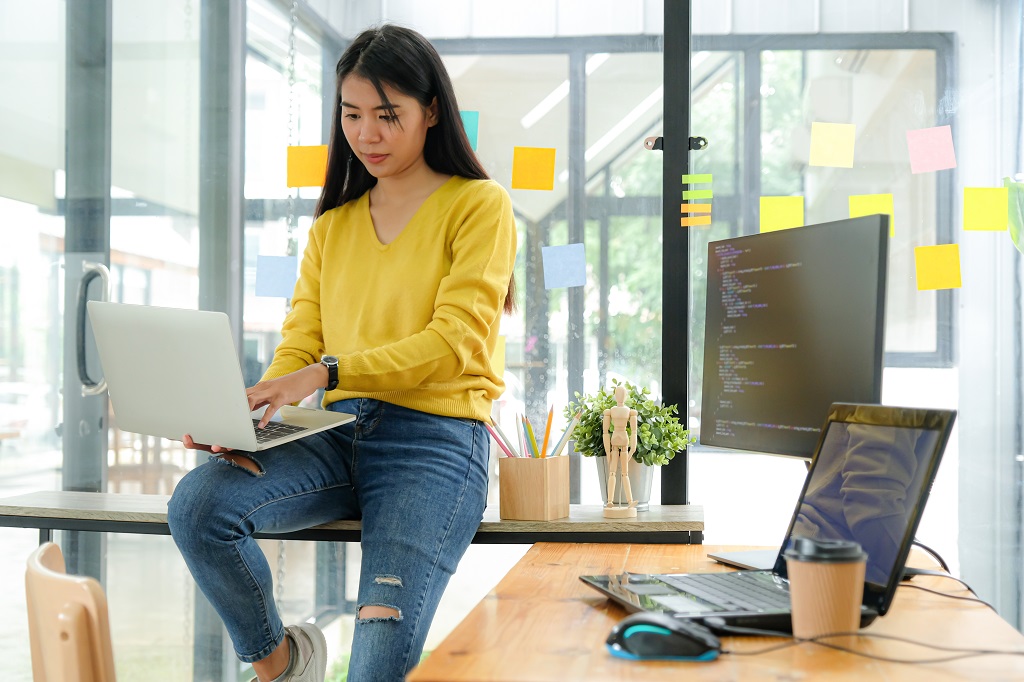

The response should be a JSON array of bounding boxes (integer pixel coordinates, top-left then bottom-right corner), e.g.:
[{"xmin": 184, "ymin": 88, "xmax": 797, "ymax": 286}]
[{"xmin": 167, "ymin": 399, "xmax": 489, "ymax": 681}]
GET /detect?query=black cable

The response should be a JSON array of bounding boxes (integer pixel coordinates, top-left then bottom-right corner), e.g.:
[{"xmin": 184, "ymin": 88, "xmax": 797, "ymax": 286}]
[
  {"xmin": 900, "ymin": 582, "xmax": 997, "ymax": 613},
  {"xmin": 714, "ymin": 623, "xmax": 1024, "ymax": 663},
  {"xmin": 911, "ymin": 539, "xmax": 950, "ymax": 573}
]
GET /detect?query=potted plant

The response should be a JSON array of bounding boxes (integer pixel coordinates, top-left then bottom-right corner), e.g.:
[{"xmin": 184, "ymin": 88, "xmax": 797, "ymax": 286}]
[{"xmin": 564, "ymin": 380, "xmax": 694, "ymax": 511}]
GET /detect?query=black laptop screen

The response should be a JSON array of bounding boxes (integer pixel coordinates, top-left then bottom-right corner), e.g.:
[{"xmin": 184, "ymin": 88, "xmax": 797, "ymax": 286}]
[{"xmin": 779, "ymin": 419, "xmax": 941, "ymax": 590}]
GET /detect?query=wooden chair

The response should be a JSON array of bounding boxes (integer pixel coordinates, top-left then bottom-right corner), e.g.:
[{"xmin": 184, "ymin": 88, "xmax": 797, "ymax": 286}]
[{"xmin": 25, "ymin": 542, "xmax": 117, "ymax": 682}]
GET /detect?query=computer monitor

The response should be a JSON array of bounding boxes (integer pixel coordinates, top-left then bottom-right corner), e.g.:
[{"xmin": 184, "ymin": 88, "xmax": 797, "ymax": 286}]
[{"xmin": 699, "ymin": 214, "xmax": 889, "ymax": 459}]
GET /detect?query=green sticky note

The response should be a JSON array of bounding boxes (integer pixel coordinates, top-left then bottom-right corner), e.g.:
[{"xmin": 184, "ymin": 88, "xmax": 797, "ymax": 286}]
[
  {"xmin": 681, "ymin": 173, "xmax": 713, "ymax": 185},
  {"xmin": 849, "ymin": 193, "xmax": 895, "ymax": 237},
  {"xmin": 914, "ymin": 244, "xmax": 961, "ymax": 290},
  {"xmin": 682, "ymin": 189, "xmax": 713, "ymax": 200},
  {"xmin": 809, "ymin": 122, "xmax": 856, "ymax": 168},
  {"xmin": 1006, "ymin": 178, "xmax": 1024, "ymax": 254},
  {"xmin": 963, "ymin": 187, "xmax": 1009, "ymax": 231},
  {"xmin": 760, "ymin": 196, "xmax": 805, "ymax": 232}
]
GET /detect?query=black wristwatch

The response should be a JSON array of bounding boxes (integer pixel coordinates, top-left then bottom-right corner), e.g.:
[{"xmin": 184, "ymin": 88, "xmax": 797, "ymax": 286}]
[{"xmin": 320, "ymin": 355, "xmax": 339, "ymax": 391}]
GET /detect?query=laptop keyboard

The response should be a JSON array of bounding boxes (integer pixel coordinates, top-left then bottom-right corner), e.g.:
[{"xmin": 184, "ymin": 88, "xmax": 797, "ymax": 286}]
[
  {"xmin": 660, "ymin": 572, "xmax": 791, "ymax": 612},
  {"xmin": 252, "ymin": 419, "xmax": 308, "ymax": 444}
]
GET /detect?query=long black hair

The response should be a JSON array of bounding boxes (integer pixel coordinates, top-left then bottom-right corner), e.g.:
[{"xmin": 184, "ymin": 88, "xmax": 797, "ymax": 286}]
[{"xmin": 315, "ymin": 24, "xmax": 516, "ymax": 314}]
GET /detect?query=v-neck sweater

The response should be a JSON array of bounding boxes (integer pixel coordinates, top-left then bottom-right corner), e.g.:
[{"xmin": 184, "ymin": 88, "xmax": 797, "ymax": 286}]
[{"xmin": 262, "ymin": 176, "xmax": 517, "ymax": 422}]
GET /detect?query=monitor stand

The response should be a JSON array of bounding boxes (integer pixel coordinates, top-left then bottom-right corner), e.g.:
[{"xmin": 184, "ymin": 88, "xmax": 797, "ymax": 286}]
[{"xmin": 706, "ymin": 548, "xmax": 778, "ymax": 571}]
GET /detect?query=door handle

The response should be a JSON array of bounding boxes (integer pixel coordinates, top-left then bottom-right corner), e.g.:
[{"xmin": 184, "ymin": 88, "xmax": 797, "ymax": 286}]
[{"xmin": 77, "ymin": 261, "xmax": 111, "ymax": 396}]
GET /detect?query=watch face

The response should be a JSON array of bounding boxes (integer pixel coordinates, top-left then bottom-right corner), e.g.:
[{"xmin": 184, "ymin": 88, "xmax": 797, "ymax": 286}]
[{"xmin": 321, "ymin": 355, "xmax": 338, "ymax": 366}]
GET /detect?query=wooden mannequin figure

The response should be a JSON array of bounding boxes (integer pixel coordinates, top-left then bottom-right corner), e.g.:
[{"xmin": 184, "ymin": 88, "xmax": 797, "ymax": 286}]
[{"xmin": 603, "ymin": 385, "xmax": 638, "ymax": 519}]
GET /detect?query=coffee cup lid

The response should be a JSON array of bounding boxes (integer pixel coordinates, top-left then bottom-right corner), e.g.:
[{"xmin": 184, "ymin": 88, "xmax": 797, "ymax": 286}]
[{"xmin": 783, "ymin": 536, "xmax": 867, "ymax": 563}]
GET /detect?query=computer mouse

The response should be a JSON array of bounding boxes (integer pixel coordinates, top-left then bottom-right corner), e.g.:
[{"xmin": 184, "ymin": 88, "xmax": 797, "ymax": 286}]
[{"xmin": 606, "ymin": 611, "xmax": 721, "ymax": 661}]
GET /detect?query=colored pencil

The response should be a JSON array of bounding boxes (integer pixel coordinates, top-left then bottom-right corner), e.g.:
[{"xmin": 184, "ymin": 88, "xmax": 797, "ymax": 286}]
[
  {"xmin": 550, "ymin": 410, "xmax": 582, "ymax": 457},
  {"xmin": 492, "ymin": 420, "xmax": 520, "ymax": 458},
  {"xmin": 516, "ymin": 414, "xmax": 529, "ymax": 459},
  {"xmin": 484, "ymin": 422, "xmax": 515, "ymax": 457},
  {"xmin": 524, "ymin": 414, "xmax": 540, "ymax": 458},
  {"xmin": 540, "ymin": 407, "xmax": 554, "ymax": 458}
]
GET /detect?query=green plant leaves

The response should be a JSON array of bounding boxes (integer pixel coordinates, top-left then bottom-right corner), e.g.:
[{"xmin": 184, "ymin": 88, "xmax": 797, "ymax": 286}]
[{"xmin": 563, "ymin": 379, "xmax": 695, "ymax": 467}]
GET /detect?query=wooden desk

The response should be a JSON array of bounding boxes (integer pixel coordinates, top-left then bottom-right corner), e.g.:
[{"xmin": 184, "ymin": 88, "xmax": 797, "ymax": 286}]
[
  {"xmin": 408, "ymin": 543, "xmax": 1024, "ymax": 681},
  {"xmin": 0, "ymin": 491, "xmax": 704, "ymax": 545}
]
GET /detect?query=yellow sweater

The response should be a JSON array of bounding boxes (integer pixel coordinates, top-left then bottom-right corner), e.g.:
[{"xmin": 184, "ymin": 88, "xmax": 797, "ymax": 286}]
[{"xmin": 262, "ymin": 176, "xmax": 517, "ymax": 422}]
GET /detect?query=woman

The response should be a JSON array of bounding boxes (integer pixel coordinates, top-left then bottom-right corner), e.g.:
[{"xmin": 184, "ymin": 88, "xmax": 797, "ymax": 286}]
[{"xmin": 167, "ymin": 24, "xmax": 516, "ymax": 682}]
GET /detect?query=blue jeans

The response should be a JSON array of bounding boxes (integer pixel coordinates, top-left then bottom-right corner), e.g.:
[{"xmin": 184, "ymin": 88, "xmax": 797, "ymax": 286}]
[{"xmin": 167, "ymin": 399, "xmax": 489, "ymax": 681}]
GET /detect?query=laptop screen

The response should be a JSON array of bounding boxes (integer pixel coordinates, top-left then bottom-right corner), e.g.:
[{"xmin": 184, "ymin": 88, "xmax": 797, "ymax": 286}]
[{"xmin": 774, "ymin": 404, "xmax": 955, "ymax": 614}]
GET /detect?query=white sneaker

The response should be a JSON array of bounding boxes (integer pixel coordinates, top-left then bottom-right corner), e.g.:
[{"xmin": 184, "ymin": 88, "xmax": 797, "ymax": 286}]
[{"xmin": 285, "ymin": 623, "xmax": 328, "ymax": 682}]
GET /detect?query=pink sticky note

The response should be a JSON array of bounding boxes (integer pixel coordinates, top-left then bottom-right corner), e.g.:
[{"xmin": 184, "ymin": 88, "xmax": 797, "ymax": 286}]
[{"xmin": 906, "ymin": 125, "xmax": 956, "ymax": 174}]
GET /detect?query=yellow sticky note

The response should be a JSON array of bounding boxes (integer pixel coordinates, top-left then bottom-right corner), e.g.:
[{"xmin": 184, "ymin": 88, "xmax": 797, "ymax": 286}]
[
  {"xmin": 809, "ymin": 122, "xmax": 856, "ymax": 168},
  {"xmin": 849, "ymin": 193, "xmax": 895, "ymax": 237},
  {"xmin": 491, "ymin": 336, "xmax": 506, "ymax": 379},
  {"xmin": 914, "ymin": 244, "xmax": 961, "ymax": 290},
  {"xmin": 760, "ymin": 196, "xmax": 805, "ymax": 232},
  {"xmin": 511, "ymin": 147, "xmax": 556, "ymax": 190},
  {"xmin": 963, "ymin": 187, "xmax": 1009, "ymax": 231},
  {"xmin": 286, "ymin": 145, "xmax": 328, "ymax": 188}
]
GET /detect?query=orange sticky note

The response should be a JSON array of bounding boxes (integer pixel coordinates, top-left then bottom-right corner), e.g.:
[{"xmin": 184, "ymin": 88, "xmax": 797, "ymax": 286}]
[
  {"xmin": 681, "ymin": 215, "xmax": 712, "ymax": 227},
  {"xmin": 286, "ymin": 145, "xmax": 328, "ymax": 188},
  {"xmin": 963, "ymin": 187, "xmax": 1009, "ymax": 231},
  {"xmin": 809, "ymin": 122, "xmax": 856, "ymax": 168},
  {"xmin": 760, "ymin": 196, "xmax": 805, "ymax": 232},
  {"xmin": 680, "ymin": 203, "xmax": 712, "ymax": 214},
  {"xmin": 491, "ymin": 336, "xmax": 506, "ymax": 379},
  {"xmin": 849, "ymin": 193, "xmax": 895, "ymax": 237},
  {"xmin": 511, "ymin": 147, "xmax": 556, "ymax": 190},
  {"xmin": 914, "ymin": 244, "xmax": 961, "ymax": 290}
]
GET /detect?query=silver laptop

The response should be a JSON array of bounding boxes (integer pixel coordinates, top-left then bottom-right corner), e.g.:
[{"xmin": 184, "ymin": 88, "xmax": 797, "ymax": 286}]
[
  {"xmin": 87, "ymin": 301, "xmax": 354, "ymax": 451},
  {"xmin": 580, "ymin": 403, "xmax": 957, "ymax": 632}
]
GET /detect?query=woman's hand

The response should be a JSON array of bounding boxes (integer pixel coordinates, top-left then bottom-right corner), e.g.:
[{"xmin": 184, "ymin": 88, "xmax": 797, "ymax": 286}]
[
  {"xmin": 246, "ymin": 363, "xmax": 329, "ymax": 428},
  {"xmin": 182, "ymin": 433, "xmax": 233, "ymax": 453}
]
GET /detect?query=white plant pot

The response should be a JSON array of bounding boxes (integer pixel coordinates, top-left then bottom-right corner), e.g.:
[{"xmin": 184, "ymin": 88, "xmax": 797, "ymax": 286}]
[{"xmin": 595, "ymin": 455, "xmax": 654, "ymax": 512}]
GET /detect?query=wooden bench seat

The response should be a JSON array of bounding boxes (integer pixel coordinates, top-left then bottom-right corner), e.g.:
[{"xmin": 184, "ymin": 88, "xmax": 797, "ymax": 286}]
[{"xmin": 0, "ymin": 491, "xmax": 704, "ymax": 545}]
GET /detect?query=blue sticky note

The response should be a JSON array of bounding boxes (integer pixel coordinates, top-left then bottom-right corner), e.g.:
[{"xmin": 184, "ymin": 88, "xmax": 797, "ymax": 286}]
[
  {"xmin": 460, "ymin": 111, "xmax": 479, "ymax": 151},
  {"xmin": 541, "ymin": 243, "xmax": 586, "ymax": 289},
  {"xmin": 255, "ymin": 255, "xmax": 298, "ymax": 298}
]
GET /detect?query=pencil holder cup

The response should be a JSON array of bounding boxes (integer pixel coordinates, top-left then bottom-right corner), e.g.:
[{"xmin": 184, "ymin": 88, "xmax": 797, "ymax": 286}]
[{"xmin": 498, "ymin": 456, "xmax": 570, "ymax": 521}]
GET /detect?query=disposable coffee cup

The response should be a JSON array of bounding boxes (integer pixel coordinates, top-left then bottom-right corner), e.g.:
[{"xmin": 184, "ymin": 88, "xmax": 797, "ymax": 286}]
[{"xmin": 783, "ymin": 536, "xmax": 867, "ymax": 640}]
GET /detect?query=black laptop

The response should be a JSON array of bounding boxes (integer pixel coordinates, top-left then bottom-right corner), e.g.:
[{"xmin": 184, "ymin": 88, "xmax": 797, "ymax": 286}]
[{"xmin": 580, "ymin": 403, "xmax": 957, "ymax": 632}]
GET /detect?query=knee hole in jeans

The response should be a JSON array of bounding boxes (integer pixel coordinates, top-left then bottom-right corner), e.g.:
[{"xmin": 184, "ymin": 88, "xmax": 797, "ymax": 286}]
[
  {"xmin": 357, "ymin": 604, "xmax": 402, "ymax": 622},
  {"xmin": 215, "ymin": 453, "xmax": 264, "ymax": 476}
]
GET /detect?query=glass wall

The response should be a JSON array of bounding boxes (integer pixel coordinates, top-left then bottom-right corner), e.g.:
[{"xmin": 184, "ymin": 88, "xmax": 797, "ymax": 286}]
[
  {"xmin": 0, "ymin": 0, "xmax": 1022, "ymax": 679},
  {"xmin": 686, "ymin": 0, "xmax": 1023, "ymax": 628}
]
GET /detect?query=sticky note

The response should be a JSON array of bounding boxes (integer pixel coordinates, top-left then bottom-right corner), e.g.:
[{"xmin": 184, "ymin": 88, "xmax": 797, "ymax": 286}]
[
  {"xmin": 1007, "ymin": 178, "xmax": 1024, "ymax": 254},
  {"xmin": 541, "ymin": 243, "xmax": 586, "ymax": 289},
  {"xmin": 681, "ymin": 173, "xmax": 713, "ymax": 185},
  {"xmin": 682, "ymin": 189, "xmax": 713, "ymax": 200},
  {"xmin": 680, "ymin": 203, "xmax": 712, "ymax": 214},
  {"xmin": 849, "ymin": 193, "xmax": 895, "ymax": 237},
  {"xmin": 760, "ymin": 196, "xmax": 805, "ymax": 232},
  {"xmin": 511, "ymin": 147, "xmax": 556, "ymax": 190},
  {"xmin": 906, "ymin": 125, "xmax": 956, "ymax": 174},
  {"xmin": 963, "ymin": 187, "xmax": 1009, "ymax": 231},
  {"xmin": 491, "ymin": 336, "xmax": 506, "ymax": 378},
  {"xmin": 914, "ymin": 244, "xmax": 961, "ymax": 290},
  {"xmin": 460, "ymin": 111, "xmax": 479, "ymax": 151},
  {"xmin": 809, "ymin": 122, "xmax": 856, "ymax": 168},
  {"xmin": 286, "ymin": 145, "xmax": 328, "ymax": 188},
  {"xmin": 255, "ymin": 255, "xmax": 298, "ymax": 297},
  {"xmin": 681, "ymin": 215, "xmax": 712, "ymax": 227}
]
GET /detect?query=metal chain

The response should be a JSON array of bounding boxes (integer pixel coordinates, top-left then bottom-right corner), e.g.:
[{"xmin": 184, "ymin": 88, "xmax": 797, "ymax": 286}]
[
  {"xmin": 286, "ymin": 1, "xmax": 299, "ymax": 258},
  {"xmin": 275, "ymin": 540, "xmax": 287, "ymax": 610}
]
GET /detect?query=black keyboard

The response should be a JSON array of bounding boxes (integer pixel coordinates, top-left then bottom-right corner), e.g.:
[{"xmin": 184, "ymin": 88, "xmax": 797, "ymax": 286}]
[
  {"xmin": 660, "ymin": 572, "xmax": 791, "ymax": 612},
  {"xmin": 252, "ymin": 419, "xmax": 308, "ymax": 444}
]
